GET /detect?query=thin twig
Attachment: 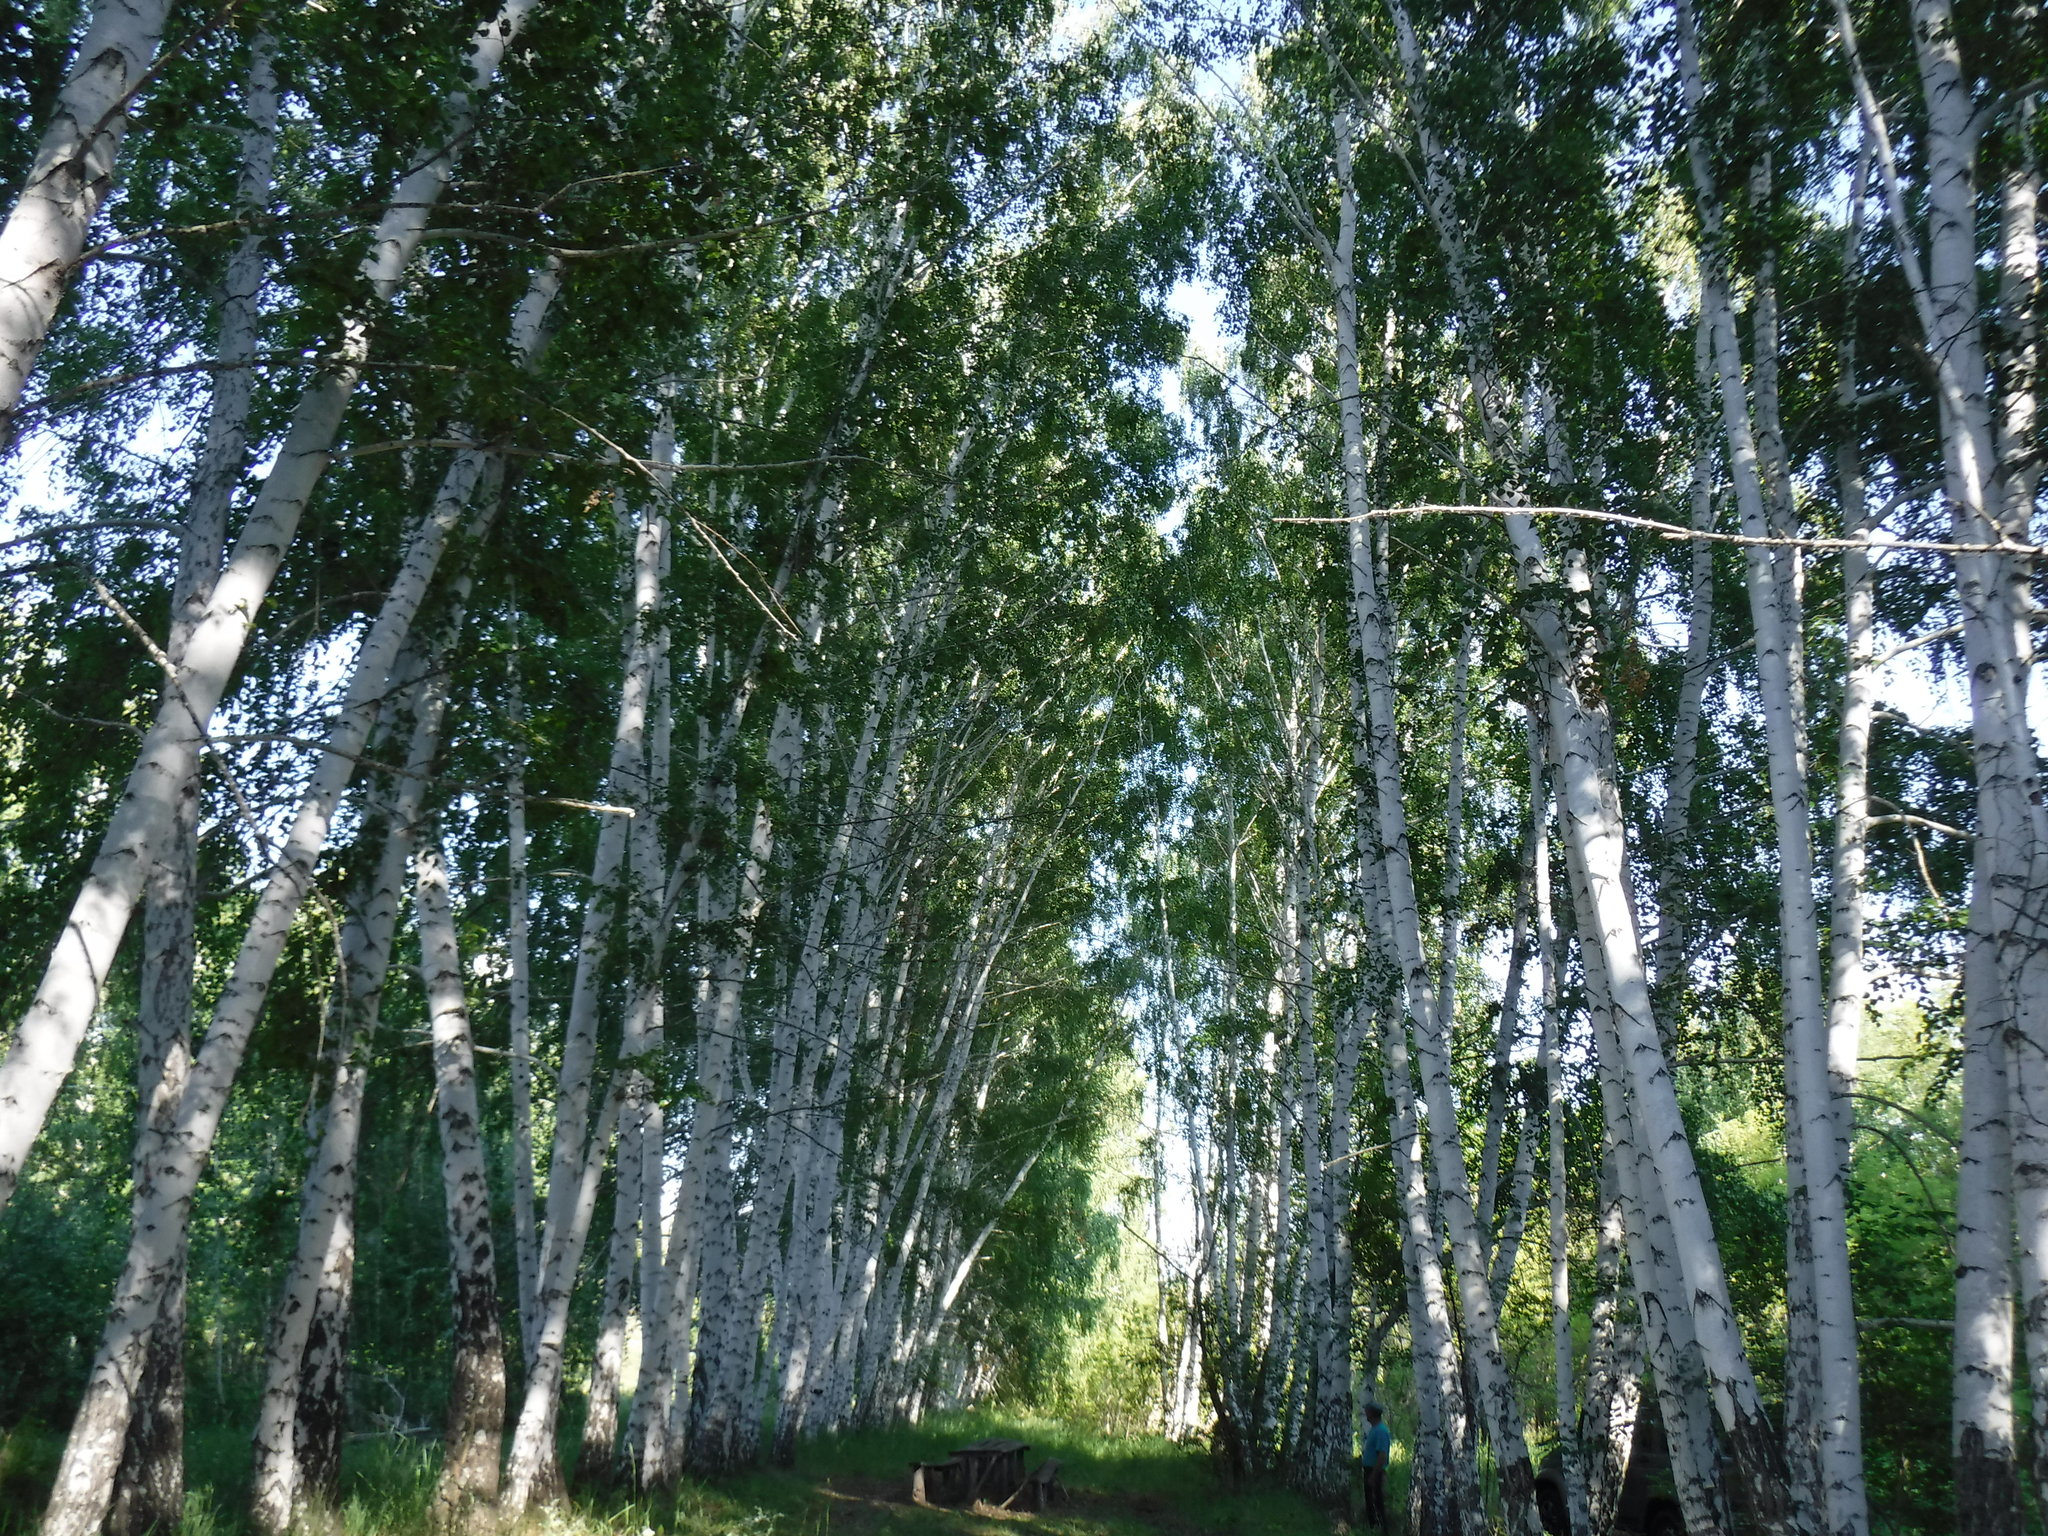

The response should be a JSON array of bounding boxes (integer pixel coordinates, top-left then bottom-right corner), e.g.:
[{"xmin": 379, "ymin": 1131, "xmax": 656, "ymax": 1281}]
[{"xmin": 1273, "ymin": 503, "xmax": 2039, "ymax": 558}]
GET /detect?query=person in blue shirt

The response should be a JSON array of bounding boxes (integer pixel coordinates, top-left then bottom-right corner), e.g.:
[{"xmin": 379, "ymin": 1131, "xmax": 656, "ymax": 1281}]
[{"xmin": 1361, "ymin": 1404, "xmax": 1392, "ymax": 1531}]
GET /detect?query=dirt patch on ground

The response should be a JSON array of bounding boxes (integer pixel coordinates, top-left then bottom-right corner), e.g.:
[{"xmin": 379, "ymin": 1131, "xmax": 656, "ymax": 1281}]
[
  {"xmin": 810, "ymin": 1475, "xmax": 1238, "ymax": 1536},
  {"xmin": 816, "ymin": 1475, "xmax": 1043, "ymax": 1518}
]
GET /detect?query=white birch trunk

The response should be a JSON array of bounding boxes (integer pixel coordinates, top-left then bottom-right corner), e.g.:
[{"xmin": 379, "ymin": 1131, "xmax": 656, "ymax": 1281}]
[
  {"xmin": 1530, "ymin": 599, "xmax": 1776, "ymax": 1529},
  {"xmin": 1532, "ymin": 744, "xmax": 1588, "ymax": 1536},
  {"xmin": 1350, "ymin": 730, "xmax": 1479, "ymax": 1536},
  {"xmin": 622, "ymin": 411, "xmax": 676, "ymax": 1480},
  {"xmin": 1674, "ymin": 16, "xmax": 1861, "ymax": 1524},
  {"xmin": 40, "ymin": 385, "xmax": 532, "ymax": 1536},
  {"xmin": 1378, "ymin": 0, "xmax": 1794, "ymax": 1516},
  {"xmin": 1993, "ymin": 75, "xmax": 2046, "ymax": 1528},
  {"xmin": 583, "ymin": 426, "xmax": 673, "ymax": 1488},
  {"xmin": 110, "ymin": 39, "xmax": 277, "ymax": 1532},
  {"xmin": 504, "ymin": 449, "xmax": 668, "ymax": 1514},
  {"xmin": 1825, "ymin": 139, "xmax": 1879, "ymax": 1523},
  {"xmin": 0, "ymin": 0, "xmax": 173, "ymax": 433},
  {"xmin": 506, "ymin": 658, "xmax": 541, "ymax": 1372},
  {"xmin": 1555, "ymin": 775, "xmax": 1729, "ymax": 1536},
  {"xmin": 1839, "ymin": 2, "xmax": 2035, "ymax": 1522},
  {"xmin": 415, "ymin": 827, "xmax": 507, "ymax": 1535}
]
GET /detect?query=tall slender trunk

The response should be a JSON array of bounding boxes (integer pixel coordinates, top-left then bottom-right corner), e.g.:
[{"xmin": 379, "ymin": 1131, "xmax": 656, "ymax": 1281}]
[
  {"xmin": 506, "ymin": 655, "xmax": 541, "ymax": 1373},
  {"xmin": 415, "ymin": 826, "xmax": 507, "ymax": 1535},
  {"xmin": 1838, "ymin": 3, "xmax": 2035, "ymax": 1524},
  {"xmin": 0, "ymin": 0, "xmax": 543, "ymax": 1231},
  {"xmin": 622, "ymin": 411, "xmax": 676, "ymax": 1481},
  {"xmin": 1325, "ymin": 99, "xmax": 1537, "ymax": 1531},
  {"xmin": 580, "ymin": 429, "xmax": 673, "ymax": 1488},
  {"xmin": 1350, "ymin": 718, "xmax": 1479, "ymax": 1536},
  {"xmin": 1531, "ymin": 737, "xmax": 1588, "ymax": 1535},
  {"xmin": 1284, "ymin": 651, "xmax": 1349, "ymax": 1498},
  {"xmin": 106, "ymin": 36, "xmax": 277, "ymax": 1535},
  {"xmin": 1988, "ymin": 57, "xmax": 2047, "ymax": 1520},
  {"xmin": 40, "ymin": 387, "xmax": 536, "ymax": 1536},
  {"xmin": 1826, "ymin": 135, "xmax": 1878, "ymax": 1525},
  {"xmin": 503, "ymin": 452, "xmax": 669, "ymax": 1515},
  {"xmin": 1674, "ymin": 21, "xmax": 1860, "ymax": 1524},
  {"xmin": 1650, "ymin": 317, "xmax": 1719, "ymax": 1009},
  {"xmin": 1377, "ymin": 0, "xmax": 1794, "ymax": 1520}
]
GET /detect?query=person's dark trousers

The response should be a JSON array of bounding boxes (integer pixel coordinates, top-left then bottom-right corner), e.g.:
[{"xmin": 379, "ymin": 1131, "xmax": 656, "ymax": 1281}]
[{"xmin": 1362, "ymin": 1467, "xmax": 1388, "ymax": 1531}]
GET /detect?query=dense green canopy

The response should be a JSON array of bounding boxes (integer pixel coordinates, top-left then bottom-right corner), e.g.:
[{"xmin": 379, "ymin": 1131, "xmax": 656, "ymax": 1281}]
[{"xmin": 0, "ymin": 2, "xmax": 2036, "ymax": 1535}]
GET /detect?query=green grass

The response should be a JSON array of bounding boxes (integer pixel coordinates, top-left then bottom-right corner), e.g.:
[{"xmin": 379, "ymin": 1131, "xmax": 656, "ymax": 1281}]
[
  {"xmin": 511, "ymin": 1411, "xmax": 1339, "ymax": 1536},
  {"xmin": 707, "ymin": 1411, "xmax": 1335, "ymax": 1536},
  {"xmin": 0, "ymin": 1412, "xmax": 1341, "ymax": 1536}
]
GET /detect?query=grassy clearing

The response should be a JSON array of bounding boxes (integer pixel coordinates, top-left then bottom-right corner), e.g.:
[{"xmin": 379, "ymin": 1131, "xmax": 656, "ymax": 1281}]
[
  {"xmin": 0, "ymin": 1412, "xmax": 1343, "ymax": 1536},
  {"xmin": 708, "ymin": 1412, "xmax": 1337, "ymax": 1536}
]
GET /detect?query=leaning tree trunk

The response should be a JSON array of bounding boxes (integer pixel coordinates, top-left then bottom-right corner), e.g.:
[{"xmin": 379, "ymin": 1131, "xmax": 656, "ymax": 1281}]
[
  {"xmin": 0, "ymin": 0, "xmax": 174, "ymax": 437},
  {"xmin": 503, "ymin": 481, "xmax": 675, "ymax": 1512},
  {"xmin": 1552, "ymin": 768, "xmax": 1729, "ymax": 1536},
  {"xmin": 0, "ymin": 0, "xmax": 543, "ymax": 1235},
  {"xmin": 1379, "ymin": 0, "xmax": 1796, "ymax": 1521},
  {"xmin": 38, "ymin": 355, "xmax": 543, "ymax": 1536}
]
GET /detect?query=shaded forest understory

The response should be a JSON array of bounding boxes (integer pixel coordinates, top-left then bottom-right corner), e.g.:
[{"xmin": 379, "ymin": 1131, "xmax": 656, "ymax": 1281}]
[
  {"xmin": 0, "ymin": 1416, "xmax": 1339, "ymax": 1536},
  {"xmin": 0, "ymin": 0, "xmax": 2039, "ymax": 1534}
]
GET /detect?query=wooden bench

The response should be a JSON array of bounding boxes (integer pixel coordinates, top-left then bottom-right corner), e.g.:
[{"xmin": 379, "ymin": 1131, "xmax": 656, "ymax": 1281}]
[
  {"xmin": 910, "ymin": 1457, "xmax": 961, "ymax": 1506},
  {"xmin": 1010, "ymin": 1457, "xmax": 1063, "ymax": 1511}
]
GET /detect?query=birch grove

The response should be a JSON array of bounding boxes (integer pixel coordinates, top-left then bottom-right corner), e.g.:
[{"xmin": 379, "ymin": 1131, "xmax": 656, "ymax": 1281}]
[{"xmin": 0, "ymin": 1, "xmax": 2036, "ymax": 1534}]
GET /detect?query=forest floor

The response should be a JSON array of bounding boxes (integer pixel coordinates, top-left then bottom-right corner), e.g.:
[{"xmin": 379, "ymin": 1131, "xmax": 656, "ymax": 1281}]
[
  {"xmin": 0, "ymin": 1411, "xmax": 1349, "ymax": 1536},
  {"xmin": 686, "ymin": 1413, "xmax": 1343, "ymax": 1536}
]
